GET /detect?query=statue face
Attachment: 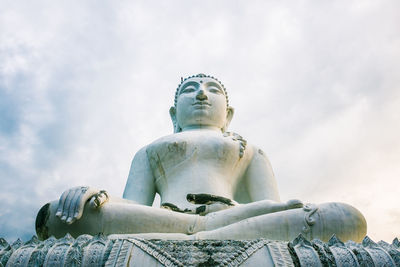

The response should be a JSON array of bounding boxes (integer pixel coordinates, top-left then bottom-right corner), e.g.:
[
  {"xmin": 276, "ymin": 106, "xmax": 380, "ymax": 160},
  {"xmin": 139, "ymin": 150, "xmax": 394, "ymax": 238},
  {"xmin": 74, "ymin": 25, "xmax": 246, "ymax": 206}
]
[{"xmin": 173, "ymin": 77, "xmax": 231, "ymax": 131}]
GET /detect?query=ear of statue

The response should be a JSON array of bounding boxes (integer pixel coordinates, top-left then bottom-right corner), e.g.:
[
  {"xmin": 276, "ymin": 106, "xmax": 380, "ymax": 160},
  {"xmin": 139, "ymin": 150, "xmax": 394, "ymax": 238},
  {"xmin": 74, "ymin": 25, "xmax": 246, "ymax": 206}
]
[
  {"xmin": 222, "ymin": 106, "xmax": 234, "ymax": 132},
  {"xmin": 169, "ymin": 106, "xmax": 181, "ymax": 133}
]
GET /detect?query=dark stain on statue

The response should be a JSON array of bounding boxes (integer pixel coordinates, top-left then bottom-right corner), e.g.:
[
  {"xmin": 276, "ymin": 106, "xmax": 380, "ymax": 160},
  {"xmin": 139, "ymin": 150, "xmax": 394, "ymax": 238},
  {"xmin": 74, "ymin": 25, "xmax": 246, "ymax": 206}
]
[
  {"xmin": 187, "ymin": 193, "xmax": 236, "ymax": 206},
  {"xmin": 155, "ymin": 153, "xmax": 166, "ymax": 178},
  {"xmin": 161, "ymin": 203, "xmax": 182, "ymax": 212},
  {"xmin": 168, "ymin": 141, "xmax": 187, "ymax": 157},
  {"xmin": 161, "ymin": 203, "xmax": 192, "ymax": 213},
  {"xmin": 35, "ymin": 203, "xmax": 50, "ymax": 240},
  {"xmin": 195, "ymin": 205, "xmax": 207, "ymax": 215}
]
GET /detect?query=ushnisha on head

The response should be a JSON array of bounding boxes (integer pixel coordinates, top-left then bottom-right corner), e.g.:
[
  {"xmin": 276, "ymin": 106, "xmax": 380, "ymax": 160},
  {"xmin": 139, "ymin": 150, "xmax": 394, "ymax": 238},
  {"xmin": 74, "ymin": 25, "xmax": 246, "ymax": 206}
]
[{"xmin": 170, "ymin": 74, "xmax": 234, "ymax": 133}]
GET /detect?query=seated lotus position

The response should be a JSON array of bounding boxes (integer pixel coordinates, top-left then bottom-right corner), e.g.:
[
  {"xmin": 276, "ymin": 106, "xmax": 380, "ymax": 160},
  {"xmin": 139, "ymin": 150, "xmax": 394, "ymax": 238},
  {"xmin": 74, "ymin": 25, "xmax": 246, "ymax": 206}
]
[{"xmin": 36, "ymin": 74, "xmax": 367, "ymax": 242}]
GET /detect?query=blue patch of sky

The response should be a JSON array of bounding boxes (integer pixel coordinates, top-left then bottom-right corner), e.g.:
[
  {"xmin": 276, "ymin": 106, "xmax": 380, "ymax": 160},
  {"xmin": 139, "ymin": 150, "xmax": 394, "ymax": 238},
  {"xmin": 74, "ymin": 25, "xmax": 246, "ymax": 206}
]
[
  {"xmin": 0, "ymin": 164, "xmax": 37, "ymax": 242},
  {"xmin": 0, "ymin": 73, "xmax": 31, "ymax": 135},
  {"xmin": 0, "ymin": 91, "xmax": 20, "ymax": 135}
]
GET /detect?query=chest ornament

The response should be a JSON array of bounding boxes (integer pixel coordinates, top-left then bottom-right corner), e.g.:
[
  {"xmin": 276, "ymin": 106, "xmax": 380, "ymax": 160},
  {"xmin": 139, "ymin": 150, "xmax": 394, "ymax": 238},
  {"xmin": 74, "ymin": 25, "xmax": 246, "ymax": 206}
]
[{"xmin": 223, "ymin": 132, "xmax": 247, "ymax": 158}]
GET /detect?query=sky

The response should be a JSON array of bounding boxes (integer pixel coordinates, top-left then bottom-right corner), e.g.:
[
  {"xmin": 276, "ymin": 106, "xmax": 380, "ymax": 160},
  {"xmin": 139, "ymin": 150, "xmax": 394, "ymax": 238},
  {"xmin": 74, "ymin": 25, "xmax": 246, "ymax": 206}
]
[{"xmin": 0, "ymin": 0, "xmax": 399, "ymax": 243}]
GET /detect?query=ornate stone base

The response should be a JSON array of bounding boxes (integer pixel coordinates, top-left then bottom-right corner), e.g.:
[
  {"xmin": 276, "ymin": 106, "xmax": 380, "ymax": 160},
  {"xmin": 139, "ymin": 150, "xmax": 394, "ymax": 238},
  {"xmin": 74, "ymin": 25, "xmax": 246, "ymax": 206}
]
[{"xmin": 1, "ymin": 234, "xmax": 399, "ymax": 266}]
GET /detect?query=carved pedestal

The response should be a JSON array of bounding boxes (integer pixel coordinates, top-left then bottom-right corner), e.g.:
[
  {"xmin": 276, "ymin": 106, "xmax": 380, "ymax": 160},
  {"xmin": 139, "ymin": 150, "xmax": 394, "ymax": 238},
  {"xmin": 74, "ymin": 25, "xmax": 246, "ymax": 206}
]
[{"xmin": 1, "ymin": 234, "xmax": 399, "ymax": 266}]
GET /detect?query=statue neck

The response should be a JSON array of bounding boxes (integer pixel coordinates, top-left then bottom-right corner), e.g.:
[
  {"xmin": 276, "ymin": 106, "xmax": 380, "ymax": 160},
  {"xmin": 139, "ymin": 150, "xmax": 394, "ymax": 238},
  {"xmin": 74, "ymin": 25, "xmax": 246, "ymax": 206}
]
[{"xmin": 181, "ymin": 125, "xmax": 222, "ymax": 132}]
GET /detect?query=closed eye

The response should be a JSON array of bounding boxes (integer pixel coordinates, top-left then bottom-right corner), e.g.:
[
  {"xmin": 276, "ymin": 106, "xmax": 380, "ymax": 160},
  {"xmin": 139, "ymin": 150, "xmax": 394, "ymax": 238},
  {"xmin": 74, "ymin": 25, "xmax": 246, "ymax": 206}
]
[
  {"xmin": 181, "ymin": 86, "xmax": 196, "ymax": 93},
  {"xmin": 209, "ymin": 87, "xmax": 223, "ymax": 94}
]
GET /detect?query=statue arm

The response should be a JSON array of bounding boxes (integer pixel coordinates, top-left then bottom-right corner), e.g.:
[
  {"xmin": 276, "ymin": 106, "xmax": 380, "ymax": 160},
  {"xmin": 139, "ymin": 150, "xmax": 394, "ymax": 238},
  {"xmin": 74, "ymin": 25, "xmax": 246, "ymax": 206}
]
[
  {"xmin": 122, "ymin": 146, "xmax": 156, "ymax": 206},
  {"xmin": 243, "ymin": 146, "xmax": 281, "ymax": 202},
  {"xmin": 50, "ymin": 146, "xmax": 155, "ymax": 226}
]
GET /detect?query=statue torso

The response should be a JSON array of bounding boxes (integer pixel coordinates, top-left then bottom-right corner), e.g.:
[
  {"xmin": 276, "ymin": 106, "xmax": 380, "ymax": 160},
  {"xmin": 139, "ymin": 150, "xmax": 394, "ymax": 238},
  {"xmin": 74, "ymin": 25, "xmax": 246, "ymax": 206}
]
[{"xmin": 145, "ymin": 130, "xmax": 253, "ymax": 209}]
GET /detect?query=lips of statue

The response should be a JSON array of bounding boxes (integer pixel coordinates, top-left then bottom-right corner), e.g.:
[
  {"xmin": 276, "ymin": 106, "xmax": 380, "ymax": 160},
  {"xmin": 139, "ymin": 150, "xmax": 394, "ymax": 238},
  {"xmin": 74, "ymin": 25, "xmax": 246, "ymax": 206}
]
[{"xmin": 175, "ymin": 77, "xmax": 228, "ymax": 131}]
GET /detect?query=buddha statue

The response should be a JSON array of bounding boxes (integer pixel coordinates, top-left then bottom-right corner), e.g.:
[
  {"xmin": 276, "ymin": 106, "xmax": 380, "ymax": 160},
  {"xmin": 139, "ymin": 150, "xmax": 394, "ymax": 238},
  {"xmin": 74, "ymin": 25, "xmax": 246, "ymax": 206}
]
[{"xmin": 35, "ymin": 74, "xmax": 367, "ymax": 242}]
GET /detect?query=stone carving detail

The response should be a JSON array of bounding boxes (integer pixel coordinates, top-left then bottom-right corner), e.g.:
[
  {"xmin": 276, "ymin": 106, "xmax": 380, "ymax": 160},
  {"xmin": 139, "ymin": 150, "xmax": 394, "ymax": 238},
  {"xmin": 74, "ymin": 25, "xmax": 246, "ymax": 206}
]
[
  {"xmin": 311, "ymin": 239, "xmax": 336, "ymax": 266},
  {"xmin": 1, "ymin": 235, "xmax": 400, "ymax": 266},
  {"xmin": 290, "ymin": 235, "xmax": 322, "ymax": 267},
  {"xmin": 130, "ymin": 239, "xmax": 183, "ymax": 267},
  {"xmin": 343, "ymin": 240, "xmax": 375, "ymax": 267},
  {"xmin": 105, "ymin": 239, "xmax": 134, "ymax": 267},
  {"xmin": 5, "ymin": 236, "xmax": 39, "ymax": 266},
  {"xmin": 327, "ymin": 235, "xmax": 360, "ymax": 266},
  {"xmin": 28, "ymin": 236, "xmax": 57, "ymax": 266},
  {"xmin": 0, "ymin": 238, "xmax": 23, "ymax": 266},
  {"xmin": 302, "ymin": 204, "xmax": 318, "ymax": 234},
  {"xmin": 43, "ymin": 234, "xmax": 75, "ymax": 266},
  {"xmin": 266, "ymin": 241, "xmax": 294, "ymax": 267},
  {"xmin": 0, "ymin": 234, "xmax": 115, "ymax": 267},
  {"xmin": 129, "ymin": 238, "xmax": 268, "ymax": 267},
  {"xmin": 377, "ymin": 239, "xmax": 400, "ymax": 266},
  {"xmin": 82, "ymin": 235, "xmax": 114, "ymax": 266},
  {"xmin": 361, "ymin": 236, "xmax": 396, "ymax": 266}
]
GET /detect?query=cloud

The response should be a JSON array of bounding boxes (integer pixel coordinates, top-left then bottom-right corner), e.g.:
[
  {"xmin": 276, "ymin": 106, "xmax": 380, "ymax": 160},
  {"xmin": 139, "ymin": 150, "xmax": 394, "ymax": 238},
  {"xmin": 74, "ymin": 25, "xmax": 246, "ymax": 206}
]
[{"xmin": 0, "ymin": 0, "xmax": 399, "ymax": 242}]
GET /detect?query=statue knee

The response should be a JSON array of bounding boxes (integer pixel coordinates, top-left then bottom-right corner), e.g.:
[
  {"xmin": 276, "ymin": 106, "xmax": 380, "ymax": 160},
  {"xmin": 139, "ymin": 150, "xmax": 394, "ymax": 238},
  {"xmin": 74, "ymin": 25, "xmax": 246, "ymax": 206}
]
[
  {"xmin": 315, "ymin": 202, "xmax": 367, "ymax": 242},
  {"xmin": 35, "ymin": 200, "xmax": 76, "ymax": 240},
  {"xmin": 35, "ymin": 203, "xmax": 51, "ymax": 240}
]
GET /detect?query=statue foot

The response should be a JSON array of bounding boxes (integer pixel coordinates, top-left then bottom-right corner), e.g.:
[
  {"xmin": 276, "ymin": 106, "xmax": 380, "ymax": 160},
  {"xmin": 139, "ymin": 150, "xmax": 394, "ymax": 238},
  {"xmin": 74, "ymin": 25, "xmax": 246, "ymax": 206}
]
[{"xmin": 285, "ymin": 199, "xmax": 303, "ymax": 209}]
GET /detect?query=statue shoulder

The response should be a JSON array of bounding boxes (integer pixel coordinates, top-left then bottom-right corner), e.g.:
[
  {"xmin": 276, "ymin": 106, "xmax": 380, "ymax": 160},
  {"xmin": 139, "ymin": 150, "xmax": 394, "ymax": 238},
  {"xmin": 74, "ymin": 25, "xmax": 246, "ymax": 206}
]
[
  {"xmin": 147, "ymin": 133, "xmax": 179, "ymax": 146},
  {"xmin": 130, "ymin": 145, "xmax": 151, "ymax": 166},
  {"xmin": 137, "ymin": 133, "xmax": 185, "ymax": 159},
  {"xmin": 243, "ymin": 144, "xmax": 275, "ymax": 181},
  {"xmin": 239, "ymin": 141, "xmax": 272, "ymax": 165},
  {"xmin": 250, "ymin": 145, "xmax": 270, "ymax": 159}
]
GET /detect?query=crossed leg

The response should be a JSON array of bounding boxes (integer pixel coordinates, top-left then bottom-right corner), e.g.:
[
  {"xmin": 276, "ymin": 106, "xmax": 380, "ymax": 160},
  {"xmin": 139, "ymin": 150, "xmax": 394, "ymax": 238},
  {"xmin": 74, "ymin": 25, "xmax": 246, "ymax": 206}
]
[
  {"xmin": 196, "ymin": 202, "xmax": 366, "ymax": 242},
  {"xmin": 36, "ymin": 200, "xmax": 366, "ymax": 242}
]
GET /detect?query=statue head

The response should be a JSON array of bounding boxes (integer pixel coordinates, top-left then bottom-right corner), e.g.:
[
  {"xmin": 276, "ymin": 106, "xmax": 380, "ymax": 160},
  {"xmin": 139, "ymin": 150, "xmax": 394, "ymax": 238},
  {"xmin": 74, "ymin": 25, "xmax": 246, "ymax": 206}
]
[{"xmin": 170, "ymin": 74, "xmax": 234, "ymax": 133}]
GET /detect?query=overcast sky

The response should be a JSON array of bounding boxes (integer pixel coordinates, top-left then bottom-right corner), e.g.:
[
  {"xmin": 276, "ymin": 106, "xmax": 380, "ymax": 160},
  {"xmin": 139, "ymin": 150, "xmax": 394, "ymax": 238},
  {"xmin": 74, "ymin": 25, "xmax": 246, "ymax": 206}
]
[{"xmin": 0, "ymin": 1, "xmax": 399, "ymax": 242}]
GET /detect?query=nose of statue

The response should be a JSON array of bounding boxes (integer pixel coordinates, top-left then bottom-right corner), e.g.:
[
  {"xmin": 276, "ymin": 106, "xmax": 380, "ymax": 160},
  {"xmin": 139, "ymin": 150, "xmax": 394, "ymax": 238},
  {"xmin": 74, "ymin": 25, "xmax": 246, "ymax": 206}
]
[{"xmin": 196, "ymin": 89, "xmax": 208, "ymax": 101}]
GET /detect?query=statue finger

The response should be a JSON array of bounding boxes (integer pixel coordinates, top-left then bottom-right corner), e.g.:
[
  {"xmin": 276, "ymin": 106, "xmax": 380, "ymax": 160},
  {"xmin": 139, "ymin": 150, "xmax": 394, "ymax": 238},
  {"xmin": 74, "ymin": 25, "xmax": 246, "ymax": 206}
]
[
  {"xmin": 56, "ymin": 189, "xmax": 69, "ymax": 218},
  {"xmin": 187, "ymin": 193, "xmax": 237, "ymax": 206},
  {"xmin": 88, "ymin": 196, "xmax": 97, "ymax": 209},
  {"xmin": 65, "ymin": 188, "xmax": 82, "ymax": 224},
  {"xmin": 195, "ymin": 205, "xmax": 207, "ymax": 215},
  {"xmin": 73, "ymin": 187, "xmax": 96, "ymax": 221},
  {"xmin": 195, "ymin": 203, "xmax": 230, "ymax": 216},
  {"xmin": 210, "ymin": 203, "xmax": 230, "ymax": 212},
  {"xmin": 61, "ymin": 188, "xmax": 79, "ymax": 222}
]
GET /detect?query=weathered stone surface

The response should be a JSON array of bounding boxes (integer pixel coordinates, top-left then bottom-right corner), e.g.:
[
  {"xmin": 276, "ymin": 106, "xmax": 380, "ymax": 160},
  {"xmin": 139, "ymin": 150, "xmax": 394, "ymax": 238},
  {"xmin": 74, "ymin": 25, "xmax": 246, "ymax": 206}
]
[{"xmin": 1, "ymin": 234, "xmax": 399, "ymax": 266}]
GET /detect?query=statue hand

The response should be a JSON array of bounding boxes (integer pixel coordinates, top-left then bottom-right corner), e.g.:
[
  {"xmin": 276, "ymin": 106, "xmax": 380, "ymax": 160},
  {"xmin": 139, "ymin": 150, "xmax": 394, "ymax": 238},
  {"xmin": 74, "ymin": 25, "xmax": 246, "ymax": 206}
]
[
  {"xmin": 55, "ymin": 186, "xmax": 108, "ymax": 225},
  {"xmin": 186, "ymin": 193, "xmax": 239, "ymax": 216},
  {"xmin": 186, "ymin": 193, "xmax": 238, "ymax": 206},
  {"xmin": 195, "ymin": 202, "xmax": 238, "ymax": 216}
]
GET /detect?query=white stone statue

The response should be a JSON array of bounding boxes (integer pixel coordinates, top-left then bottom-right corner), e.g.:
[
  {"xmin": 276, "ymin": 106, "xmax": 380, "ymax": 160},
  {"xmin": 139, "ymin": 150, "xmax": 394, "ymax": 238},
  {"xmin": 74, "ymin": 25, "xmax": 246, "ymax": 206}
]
[{"xmin": 36, "ymin": 74, "xmax": 367, "ymax": 242}]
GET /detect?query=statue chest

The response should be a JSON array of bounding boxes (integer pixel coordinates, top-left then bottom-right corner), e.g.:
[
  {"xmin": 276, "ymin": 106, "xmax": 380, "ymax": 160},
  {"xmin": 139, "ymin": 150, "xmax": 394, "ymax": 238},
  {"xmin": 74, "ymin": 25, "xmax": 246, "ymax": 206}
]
[{"xmin": 145, "ymin": 132, "xmax": 247, "ymax": 181}]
